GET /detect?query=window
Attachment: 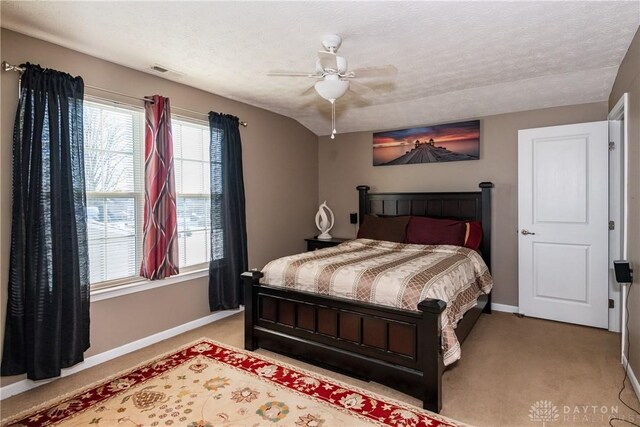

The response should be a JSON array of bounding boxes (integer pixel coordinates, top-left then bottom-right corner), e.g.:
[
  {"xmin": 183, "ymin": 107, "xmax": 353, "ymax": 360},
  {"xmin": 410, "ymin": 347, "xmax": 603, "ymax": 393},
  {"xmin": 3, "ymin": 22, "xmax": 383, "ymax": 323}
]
[
  {"xmin": 172, "ymin": 119, "xmax": 212, "ymax": 267},
  {"xmin": 84, "ymin": 101, "xmax": 144, "ymax": 285},
  {"xmin": 84, "ymin": 100, "xmax": 212, "ymax": 286}
]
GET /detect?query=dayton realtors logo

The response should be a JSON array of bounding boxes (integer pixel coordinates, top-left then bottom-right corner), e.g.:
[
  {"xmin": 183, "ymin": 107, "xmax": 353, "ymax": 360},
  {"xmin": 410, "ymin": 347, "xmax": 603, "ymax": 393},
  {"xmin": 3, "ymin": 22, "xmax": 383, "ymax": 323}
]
[
  {"xmin": 529, "ymin": 400, "xmax": 560, "ymax": 426},
  {"xmin": 529, "ymin": 401, "xmax": 627, "ymax": 424}
]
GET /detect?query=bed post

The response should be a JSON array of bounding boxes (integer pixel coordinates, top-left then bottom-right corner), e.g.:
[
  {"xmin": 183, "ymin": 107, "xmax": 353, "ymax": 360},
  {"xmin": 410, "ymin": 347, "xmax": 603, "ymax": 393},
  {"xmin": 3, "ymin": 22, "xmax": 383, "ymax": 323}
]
[
  {"xmin": 479, "ymin": 182, "xmax": 493, "ymax": 314},
  {"xmin": 417, "ymin": 298, "xmax": 446, "ymax": 413},
  {"xmin": 479, "ymin": 182, "xmax": 493, "ymax": 270},
  {"xmin": 356, "ymin": 185, "xmax": 370, "ymax": 225},
  {"xmin": 241, "ymin": 270, "xmax": 263, "ymax": 351}
]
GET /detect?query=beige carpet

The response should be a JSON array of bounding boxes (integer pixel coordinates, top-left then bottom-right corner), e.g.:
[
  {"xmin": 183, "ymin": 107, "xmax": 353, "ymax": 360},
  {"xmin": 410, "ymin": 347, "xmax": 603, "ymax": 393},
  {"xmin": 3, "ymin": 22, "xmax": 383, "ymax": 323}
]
[{"xmin": 2, "ymin": 312, "xmax": 639, "ymax": 426}]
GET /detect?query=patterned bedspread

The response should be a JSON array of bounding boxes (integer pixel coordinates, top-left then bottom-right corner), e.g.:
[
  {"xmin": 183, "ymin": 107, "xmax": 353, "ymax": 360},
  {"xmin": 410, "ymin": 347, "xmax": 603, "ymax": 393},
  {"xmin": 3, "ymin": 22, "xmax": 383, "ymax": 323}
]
[{"xmin": 261, "ymin": 238, "xmax": 493, "ymax": 366}]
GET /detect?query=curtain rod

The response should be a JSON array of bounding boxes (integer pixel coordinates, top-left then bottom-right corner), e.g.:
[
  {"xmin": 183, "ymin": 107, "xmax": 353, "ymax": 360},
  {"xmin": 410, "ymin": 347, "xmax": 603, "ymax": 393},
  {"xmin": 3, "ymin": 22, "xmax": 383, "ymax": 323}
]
[{"xmin": 1, "ymin": 61, "xmax": 248, "ymax": 127}]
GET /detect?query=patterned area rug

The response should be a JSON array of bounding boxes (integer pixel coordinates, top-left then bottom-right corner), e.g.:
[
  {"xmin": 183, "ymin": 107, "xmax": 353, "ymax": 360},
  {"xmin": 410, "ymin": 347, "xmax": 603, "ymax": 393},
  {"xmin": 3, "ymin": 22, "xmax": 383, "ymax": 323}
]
[{"xmin": 1, "ymin": 339, "xmax": 462, "ymax": 427}]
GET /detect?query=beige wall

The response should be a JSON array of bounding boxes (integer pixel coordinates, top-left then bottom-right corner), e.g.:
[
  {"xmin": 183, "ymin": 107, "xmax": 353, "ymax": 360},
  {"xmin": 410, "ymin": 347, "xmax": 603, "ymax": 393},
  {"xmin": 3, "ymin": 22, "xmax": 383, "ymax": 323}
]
[
  {"xmin": 609, "ymin": 27, "xmax": 640, "ymax": 378},
  {"xmin": 319, "ymin": 102, "xmax": 608, "ymax": 306},
  {"xmin": 0, "ymin": 29, "xmax": 319, "ymax": 386}
]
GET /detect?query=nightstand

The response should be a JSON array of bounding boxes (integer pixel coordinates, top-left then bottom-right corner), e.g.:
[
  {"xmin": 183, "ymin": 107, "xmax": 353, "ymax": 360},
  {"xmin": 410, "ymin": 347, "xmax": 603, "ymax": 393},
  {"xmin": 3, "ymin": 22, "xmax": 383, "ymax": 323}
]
[{"xmin": 305, "ymin": 237, "xmax": 349, "ymax": 251}]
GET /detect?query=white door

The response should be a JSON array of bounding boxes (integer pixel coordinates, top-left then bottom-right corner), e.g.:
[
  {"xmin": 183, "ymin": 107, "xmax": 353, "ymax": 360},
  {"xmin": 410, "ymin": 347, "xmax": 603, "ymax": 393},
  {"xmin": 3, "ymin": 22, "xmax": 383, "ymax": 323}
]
[{"xmin": 518, "ymin": 121, "xmax": 609, "ymax": 328}]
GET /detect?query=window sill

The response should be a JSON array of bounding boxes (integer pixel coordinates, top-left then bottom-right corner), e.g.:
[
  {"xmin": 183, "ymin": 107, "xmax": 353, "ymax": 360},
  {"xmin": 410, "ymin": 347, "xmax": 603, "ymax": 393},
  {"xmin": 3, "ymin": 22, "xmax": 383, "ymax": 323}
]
[{"xmin": 90, "ymin": 268, "xmax": 209, "ymax": 302}]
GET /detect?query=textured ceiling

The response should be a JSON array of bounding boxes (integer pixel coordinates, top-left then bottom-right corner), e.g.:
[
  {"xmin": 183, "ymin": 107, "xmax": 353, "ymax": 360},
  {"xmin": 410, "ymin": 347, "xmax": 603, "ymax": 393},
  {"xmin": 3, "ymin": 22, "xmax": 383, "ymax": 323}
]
[{"xmin": 1, "ymin": 1, "xmax": 639, "ymax": 135}]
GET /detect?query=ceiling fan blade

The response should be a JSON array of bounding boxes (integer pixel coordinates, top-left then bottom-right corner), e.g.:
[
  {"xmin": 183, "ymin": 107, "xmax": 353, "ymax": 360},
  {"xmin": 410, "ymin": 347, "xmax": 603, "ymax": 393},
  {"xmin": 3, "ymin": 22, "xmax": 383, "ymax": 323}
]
[
  {"xmin": 350, "ymin": 65, "xmax": 398, "ymax": 79},
  {"xmin": 301, "ymin": 85, "xmax": 316, "ymax": 96},
  {"xmin": 267, "ymin": 71, "xmax": 319, "ymax": 78},
  {"xmin": 342, "ymin": 90, "xmax": 374, "ymax": 108},
  {"xmin": 348, "ymin": 80, "xmax": 374, "ymax": 96},
  {"xmin": 317, "ymin": 51, "xmax": 337, "ymax": 70}
]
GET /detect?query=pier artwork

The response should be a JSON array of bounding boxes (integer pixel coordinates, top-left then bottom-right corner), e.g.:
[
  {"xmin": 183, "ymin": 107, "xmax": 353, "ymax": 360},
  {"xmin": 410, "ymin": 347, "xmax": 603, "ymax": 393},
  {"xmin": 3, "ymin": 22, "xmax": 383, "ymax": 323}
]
[
  {"xmin": 373, "ymin": 120, "xmax": 480, "ymax": 166},
  {"xmin": 382, "ymin": 138, "xmax": 477, "ymax": 165}
]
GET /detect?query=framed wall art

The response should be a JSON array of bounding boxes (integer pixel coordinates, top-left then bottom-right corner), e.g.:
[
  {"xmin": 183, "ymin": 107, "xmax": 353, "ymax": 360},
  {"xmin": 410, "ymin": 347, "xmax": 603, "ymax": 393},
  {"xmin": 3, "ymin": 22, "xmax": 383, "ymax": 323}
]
[{"xmin": 373, "ymin": 120, "xmax": 480, "ymax": 166}]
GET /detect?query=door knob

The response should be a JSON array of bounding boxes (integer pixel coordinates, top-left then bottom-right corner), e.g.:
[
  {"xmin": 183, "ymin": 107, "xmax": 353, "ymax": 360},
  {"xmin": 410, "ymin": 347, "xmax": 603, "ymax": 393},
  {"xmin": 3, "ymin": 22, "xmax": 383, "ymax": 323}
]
[{"xmin": 521, "ymin": 229, "xmax": 536, "ymax": 235}]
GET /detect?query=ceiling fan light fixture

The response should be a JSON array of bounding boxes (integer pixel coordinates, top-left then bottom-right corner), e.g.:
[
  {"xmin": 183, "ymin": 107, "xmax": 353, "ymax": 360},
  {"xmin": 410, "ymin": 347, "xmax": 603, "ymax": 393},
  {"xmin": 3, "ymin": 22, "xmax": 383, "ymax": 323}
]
[
  {"xmin": 314, "ymin": 79, "xmax": 349, "ymax": 101},
  {"xmin": 314, "ymin": 78, "xmax": 348, "ymax": 139},
  {"xmin": 267, "ymin": 34, "xmax": 395, "ymax": 139}
]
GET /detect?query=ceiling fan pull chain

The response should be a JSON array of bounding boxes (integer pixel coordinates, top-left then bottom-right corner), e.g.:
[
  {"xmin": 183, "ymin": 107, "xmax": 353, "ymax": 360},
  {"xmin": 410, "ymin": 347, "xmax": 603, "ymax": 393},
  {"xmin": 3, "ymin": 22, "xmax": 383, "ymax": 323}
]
[{"xmin": 331, "ymin": 100, "xmax": 336, "ymax": 139}]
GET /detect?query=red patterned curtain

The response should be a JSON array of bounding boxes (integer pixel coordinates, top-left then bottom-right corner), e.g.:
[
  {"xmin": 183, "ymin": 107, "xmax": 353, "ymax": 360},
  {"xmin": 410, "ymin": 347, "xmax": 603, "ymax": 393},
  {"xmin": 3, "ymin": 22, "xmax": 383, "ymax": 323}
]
[{"xmin": 140, "ymin": 95, "xmax": 179, "ymax": 280}]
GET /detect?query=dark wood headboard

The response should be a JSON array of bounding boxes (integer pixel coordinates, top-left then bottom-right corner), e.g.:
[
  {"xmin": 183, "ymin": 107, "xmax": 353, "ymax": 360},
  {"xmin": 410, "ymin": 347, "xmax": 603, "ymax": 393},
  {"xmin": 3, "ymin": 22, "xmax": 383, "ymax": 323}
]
[{"xmin": 356, "ymin": 182, "xmax": 494, "ymax": 270}]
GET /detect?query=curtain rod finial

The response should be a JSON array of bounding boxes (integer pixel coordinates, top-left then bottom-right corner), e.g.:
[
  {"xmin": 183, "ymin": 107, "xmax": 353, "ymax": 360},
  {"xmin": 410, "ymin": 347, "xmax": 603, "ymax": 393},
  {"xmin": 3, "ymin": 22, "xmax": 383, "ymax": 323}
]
[{"xmin": 2, "ymin": 61, "xmax": 25, "ymax": 73}]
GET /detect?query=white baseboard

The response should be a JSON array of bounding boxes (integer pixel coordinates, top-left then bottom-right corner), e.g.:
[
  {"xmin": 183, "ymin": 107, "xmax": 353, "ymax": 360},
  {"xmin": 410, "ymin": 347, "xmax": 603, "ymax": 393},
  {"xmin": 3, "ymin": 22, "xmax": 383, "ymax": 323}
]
[
  {"xmin": 622, "ymin": 354, "xmax": 640, "ymax": 402},
  {"xmin": 0, "ymin": 307, "xmax": 244, "ymax": 400},
  {"xmin": 491, "ymin": 303, "xmax": 519, "ymax": 314}
]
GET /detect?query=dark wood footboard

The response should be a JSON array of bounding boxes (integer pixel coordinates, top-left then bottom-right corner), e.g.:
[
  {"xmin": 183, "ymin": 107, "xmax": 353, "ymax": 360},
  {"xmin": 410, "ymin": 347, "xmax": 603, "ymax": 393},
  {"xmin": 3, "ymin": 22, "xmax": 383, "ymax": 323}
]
[{"xmin": 242, "ymin": 270, "xmax": 485, "ymax": 413}]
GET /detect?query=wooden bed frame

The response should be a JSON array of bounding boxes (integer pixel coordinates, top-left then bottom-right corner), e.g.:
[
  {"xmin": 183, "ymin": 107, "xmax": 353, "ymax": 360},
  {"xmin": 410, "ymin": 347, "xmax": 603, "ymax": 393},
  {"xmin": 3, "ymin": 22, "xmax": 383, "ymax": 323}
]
[{"xmin": 242, "ymin": 182, "xmax": 493, "ymax": 413}]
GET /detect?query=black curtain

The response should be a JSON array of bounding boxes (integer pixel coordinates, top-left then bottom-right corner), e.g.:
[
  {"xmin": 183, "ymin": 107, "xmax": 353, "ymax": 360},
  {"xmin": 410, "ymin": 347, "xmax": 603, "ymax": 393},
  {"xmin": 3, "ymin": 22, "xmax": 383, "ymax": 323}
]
[
  {"xmin": 208, "ymin": 112, "xmax": 248, "ymax": 311},
  {"xmin": 2, "ymin": 63, "xmax": 90, "ymax": 380}
]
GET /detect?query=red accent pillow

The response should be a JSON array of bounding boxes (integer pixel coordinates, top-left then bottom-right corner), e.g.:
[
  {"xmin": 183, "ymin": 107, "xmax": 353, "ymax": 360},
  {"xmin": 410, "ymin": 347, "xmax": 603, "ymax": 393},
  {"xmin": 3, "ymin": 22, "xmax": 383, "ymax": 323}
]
[
  {"xmin": 405, "ymin": 216, "xmax": 466, "ymax": 246},
  {"xmin": 464, "ymin": 221, "xmax": 483, "ymax": 250},
  {"xmin": 357, "ymin": 215, "xmax": 410, "ymax": 243}
]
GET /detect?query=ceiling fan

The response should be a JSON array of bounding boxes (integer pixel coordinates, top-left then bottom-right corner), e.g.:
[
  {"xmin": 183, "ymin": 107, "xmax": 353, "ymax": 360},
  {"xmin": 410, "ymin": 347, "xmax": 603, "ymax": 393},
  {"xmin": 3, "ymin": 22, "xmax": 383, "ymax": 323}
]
[{"xmin": 268, "ymin": 34, "xmax": 397, "ymax": 139}]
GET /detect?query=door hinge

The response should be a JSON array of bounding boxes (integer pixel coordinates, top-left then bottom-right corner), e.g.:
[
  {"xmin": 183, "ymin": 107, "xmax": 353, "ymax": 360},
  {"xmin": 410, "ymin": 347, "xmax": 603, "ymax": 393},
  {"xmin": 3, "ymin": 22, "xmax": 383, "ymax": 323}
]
[
  {"xmin": 609, "ymin": 220, "xmax": 615, "ymax": 231},
  {"xmin": 609, "ymin": 299, "xmax": 615, "ymax": 309},
  {"xmin": 609, "ymin": 141, "xmax": 616, "ymax": 151}
]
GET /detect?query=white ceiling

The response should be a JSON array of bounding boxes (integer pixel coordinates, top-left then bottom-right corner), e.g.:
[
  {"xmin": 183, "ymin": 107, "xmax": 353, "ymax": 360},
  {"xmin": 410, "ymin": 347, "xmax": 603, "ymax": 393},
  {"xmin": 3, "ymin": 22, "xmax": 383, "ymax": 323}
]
[{"xmin": 2, "ymin": 1, "xmax": 639, "ymax": 136}]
